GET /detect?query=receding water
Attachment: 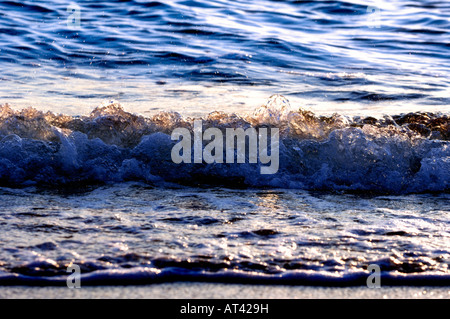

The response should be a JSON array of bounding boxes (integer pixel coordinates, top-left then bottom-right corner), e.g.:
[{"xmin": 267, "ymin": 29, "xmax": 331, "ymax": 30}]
[{"xmin": 0, "ymin": 184, "xmax": 449, "ymax": 286}]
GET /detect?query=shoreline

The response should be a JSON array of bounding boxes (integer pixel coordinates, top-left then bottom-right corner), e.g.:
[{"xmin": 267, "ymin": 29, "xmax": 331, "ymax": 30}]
[{"xmin": 0, "ymin": 283, "xmax": 448, "ymax": 299}]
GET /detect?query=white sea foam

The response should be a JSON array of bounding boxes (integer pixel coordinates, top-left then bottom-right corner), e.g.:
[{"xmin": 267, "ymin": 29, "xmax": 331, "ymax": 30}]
[{"xmin": 0, "ymin": 97, "xmax": 448, "ymax": 193}]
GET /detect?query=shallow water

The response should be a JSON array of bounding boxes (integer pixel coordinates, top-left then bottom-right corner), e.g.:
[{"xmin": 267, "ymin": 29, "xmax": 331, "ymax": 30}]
[
  {"xmin": 0, "ymin": 0, "xmax": 449, "ymax": 287},
  {"xmin": 0, "ymin": 184, "xmax": 448, "ymax": 286},
  {"xmin": 0, "ymin": 0, "xmax": 449, "ymax": 116}
]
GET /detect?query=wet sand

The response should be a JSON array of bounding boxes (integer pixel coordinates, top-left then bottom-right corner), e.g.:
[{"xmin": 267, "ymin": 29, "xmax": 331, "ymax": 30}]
[{"xmin": 0, "ymin": 283, "xmax": 448, "ymax": 299}]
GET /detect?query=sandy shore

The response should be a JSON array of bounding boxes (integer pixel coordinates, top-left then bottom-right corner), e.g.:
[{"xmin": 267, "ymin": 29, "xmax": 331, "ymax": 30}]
[{"xmin": 0, "ymin": 283, "xmax": 448, "ymax": 299}]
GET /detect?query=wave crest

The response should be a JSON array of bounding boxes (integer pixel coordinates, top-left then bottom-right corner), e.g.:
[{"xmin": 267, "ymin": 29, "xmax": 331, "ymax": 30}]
[{"xmin": 0, "ymin": 96, "xmax": 448, "ymax": 192}]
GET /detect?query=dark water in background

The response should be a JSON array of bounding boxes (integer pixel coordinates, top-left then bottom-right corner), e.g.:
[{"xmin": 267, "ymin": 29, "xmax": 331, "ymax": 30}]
[
  {"xmin": 0, "ymin": 1, "xmax": 449, "ymax": 287},
  {"xmin": 0, "ymin": 0, "xmax": 449, "ymax": 115}
]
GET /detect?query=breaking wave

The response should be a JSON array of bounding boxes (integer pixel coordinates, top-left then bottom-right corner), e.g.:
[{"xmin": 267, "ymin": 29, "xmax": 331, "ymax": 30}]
[
  {"xmin": 1, "ymin": 266, "xmax": 449, "ymax": 287},
  {"xmin": 0, "ymin": 95, "xmax": 448, "ymax": 193}
]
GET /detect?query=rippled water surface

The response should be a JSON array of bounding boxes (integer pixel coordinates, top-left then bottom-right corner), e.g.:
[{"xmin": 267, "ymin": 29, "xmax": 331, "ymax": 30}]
[
  {"xmin": 0, "ymin": 0, "xmax": 449, "ymax": 115},
  {"xmin": 0, "ymin": 0, "xmax": 448, "ymax": 287},
  {"xmin": 0, "ymin": 184, "xmax": 449, "ymax": 285}
]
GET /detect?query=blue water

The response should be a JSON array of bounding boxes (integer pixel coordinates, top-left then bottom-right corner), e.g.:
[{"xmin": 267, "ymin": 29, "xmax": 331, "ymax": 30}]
[
  {"xmin": 0, "ymin": 1, "xmax": 449, "ymax": 288},
  {"xmin": 0, "ymin": 185, "xmax": 449, "ymax": 286},
  {"xmin": 0, "ymin": 0, "xmax": 449, "ymax": 115}
]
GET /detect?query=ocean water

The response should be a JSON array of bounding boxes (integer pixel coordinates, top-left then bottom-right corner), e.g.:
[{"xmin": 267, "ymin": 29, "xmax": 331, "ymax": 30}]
[
  {"xmin": 0, "ymin": 0, "xmax": 449, "ymax": 287},
  {"xmin": 1, "ymin": 0, "xmax": 449, "ymax": 116}
]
